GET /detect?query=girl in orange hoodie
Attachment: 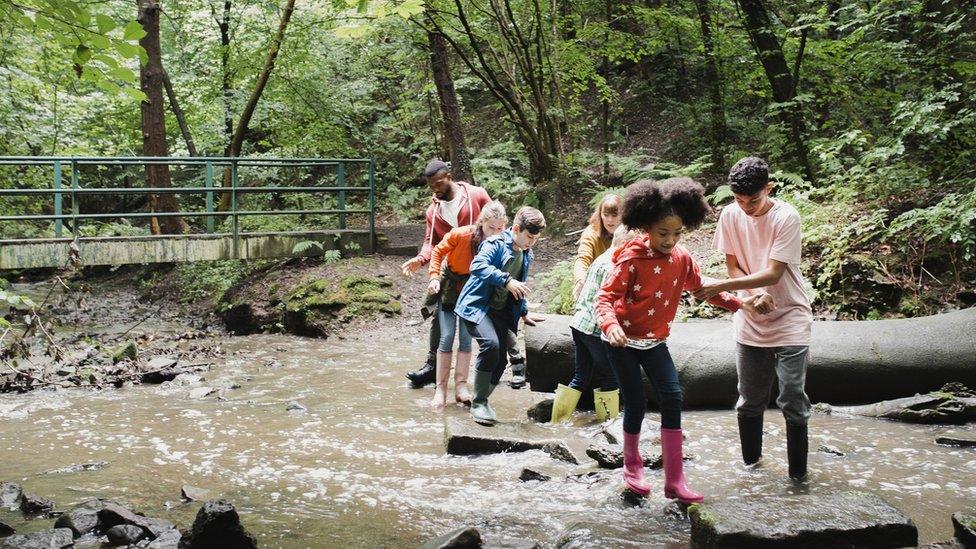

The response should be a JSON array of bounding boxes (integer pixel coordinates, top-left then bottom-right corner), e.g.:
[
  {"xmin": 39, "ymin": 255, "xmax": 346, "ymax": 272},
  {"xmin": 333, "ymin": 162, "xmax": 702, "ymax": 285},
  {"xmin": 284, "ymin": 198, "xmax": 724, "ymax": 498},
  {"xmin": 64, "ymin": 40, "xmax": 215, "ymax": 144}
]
[
  {"xmin": 597, "ymin": 178, "xmax": 765, "ymax": 502},
  {"xmin": 426, "ymin": 201, "xmax": 508, "ymax": 409}
]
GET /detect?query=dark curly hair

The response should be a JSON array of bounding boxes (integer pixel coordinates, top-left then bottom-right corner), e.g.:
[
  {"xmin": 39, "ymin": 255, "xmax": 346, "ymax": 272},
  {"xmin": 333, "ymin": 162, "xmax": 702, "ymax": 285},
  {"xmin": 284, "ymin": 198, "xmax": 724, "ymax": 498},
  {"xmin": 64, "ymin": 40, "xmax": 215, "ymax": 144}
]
[
  {"xmin": 728, "ymin": 156, "xmax": 769, "ymax": 195},
  {"xmin": 621, "ymin": 177, "xmax": 711, "ymax": 230}
]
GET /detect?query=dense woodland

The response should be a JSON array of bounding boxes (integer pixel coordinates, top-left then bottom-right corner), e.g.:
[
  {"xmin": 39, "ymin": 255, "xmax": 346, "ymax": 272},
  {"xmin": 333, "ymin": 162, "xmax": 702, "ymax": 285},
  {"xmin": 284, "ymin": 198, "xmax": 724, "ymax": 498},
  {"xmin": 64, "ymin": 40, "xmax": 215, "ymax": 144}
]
[{"xmin": 0, "ymin": 0, "xmax": 974, "ymax": 319}]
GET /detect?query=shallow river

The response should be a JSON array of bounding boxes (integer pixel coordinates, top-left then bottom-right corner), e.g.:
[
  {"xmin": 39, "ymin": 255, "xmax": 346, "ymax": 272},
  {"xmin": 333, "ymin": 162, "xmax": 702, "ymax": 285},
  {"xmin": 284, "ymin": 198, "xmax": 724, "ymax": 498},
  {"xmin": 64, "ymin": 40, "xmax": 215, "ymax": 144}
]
[{"xmin": 0, "ymin": 331, "xmax": 974, "ymax": 547}]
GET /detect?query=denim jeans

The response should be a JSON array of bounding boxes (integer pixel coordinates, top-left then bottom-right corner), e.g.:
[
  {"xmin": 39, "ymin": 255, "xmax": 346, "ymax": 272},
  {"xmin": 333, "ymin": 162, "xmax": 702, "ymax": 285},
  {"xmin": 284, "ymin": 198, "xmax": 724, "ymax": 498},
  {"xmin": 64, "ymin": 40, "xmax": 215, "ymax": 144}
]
[
  {"xmin": 463, "ymin": 309, "xmax": 513, "ymax": 385},
  {"xmin": 607, "ymin": 342, "xmax": 683, "ymax": 433},
  {"xmin": 437, "ymin": 306, "xmax": 472, "ymax": 353},
  {"xmin": 569, "ymin": 328, "xmax": 619, "ymax": 391}
]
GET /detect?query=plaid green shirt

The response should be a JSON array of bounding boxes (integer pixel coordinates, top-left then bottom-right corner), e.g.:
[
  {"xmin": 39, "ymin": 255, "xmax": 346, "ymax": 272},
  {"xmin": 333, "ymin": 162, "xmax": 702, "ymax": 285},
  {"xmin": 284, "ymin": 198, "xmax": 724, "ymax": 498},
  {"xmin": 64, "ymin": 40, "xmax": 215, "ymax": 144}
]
[{"xmin": 570, "ymin": 249, "xmax": 614, "ymax": 336}]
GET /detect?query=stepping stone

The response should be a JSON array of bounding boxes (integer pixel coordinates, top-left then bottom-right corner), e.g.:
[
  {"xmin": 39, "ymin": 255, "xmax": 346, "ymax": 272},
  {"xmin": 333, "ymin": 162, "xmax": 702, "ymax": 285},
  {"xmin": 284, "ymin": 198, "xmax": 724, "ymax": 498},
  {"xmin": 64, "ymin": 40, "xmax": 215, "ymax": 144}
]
[
  {"xmin": 421, "ymin": 526, "xmax": 482, "ymax": 549},
  {"xmin": 953, "ymin": 509, "xmax": 976, "ymax": 547},
  {"xmin": 936, "ymin": 436, "xmax": 976, "ymax": 447},
  {"xmin": 0, "ymin": 528, "xmax": 73, "ymax": 549},
  {"xmin": 444, "ymin": 417, "xmax": 579, "ymax": 463},
  {"xmin": 689, "ymin": 491, "xmax": 917, "ymax": 548}
]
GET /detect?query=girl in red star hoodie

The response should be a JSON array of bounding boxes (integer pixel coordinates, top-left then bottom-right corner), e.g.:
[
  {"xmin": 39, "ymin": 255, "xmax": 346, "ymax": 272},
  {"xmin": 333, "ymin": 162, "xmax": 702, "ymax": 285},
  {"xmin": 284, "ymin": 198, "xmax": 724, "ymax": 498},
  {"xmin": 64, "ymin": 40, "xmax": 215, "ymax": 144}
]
[{"xmin": 597, "ymin": 177, "xmax": 764, "ymax": 503}]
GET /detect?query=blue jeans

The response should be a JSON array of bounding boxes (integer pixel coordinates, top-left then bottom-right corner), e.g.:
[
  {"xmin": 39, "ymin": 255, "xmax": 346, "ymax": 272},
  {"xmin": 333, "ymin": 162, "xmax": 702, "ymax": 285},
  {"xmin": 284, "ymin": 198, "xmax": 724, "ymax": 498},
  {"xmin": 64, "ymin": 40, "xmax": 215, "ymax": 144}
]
[
  {"xmin": 607, "ymin": 343, "xmax": 683, "ymax": 433},
  {"xmin": 569, "ymin": 328, "xmax": 619, "ymax": 391},
  {"xmin": 463, "ymin": 309, "xmax": 512, "ymax": 385},
  {"xmin": 437, "ymin": 306, "xmax": 472, "ymax": 353}
]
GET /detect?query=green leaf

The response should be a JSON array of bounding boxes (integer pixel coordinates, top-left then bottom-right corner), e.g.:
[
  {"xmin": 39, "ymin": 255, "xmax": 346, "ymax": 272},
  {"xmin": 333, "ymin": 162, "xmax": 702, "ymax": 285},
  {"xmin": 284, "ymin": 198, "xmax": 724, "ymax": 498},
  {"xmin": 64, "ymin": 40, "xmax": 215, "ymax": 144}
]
[
  {"xmin": 115, "ymin": 42, "xmax": 141, "ymax": 59},
  {"xmin": 123, "ymin": 20, "xmax": 147, "ymax": 41},
  {"xmin": 108, "ymin": 67, "xmax": 137, "ymax": 82},
  {"xmin": 121, "ymin": 87, "xmax": 147, "ymax": 102},
  {"xmin": 95, "ymin": 14, "xmax": 116, "ymax": 34},
  {"xmin": 89, "ymin": 33, "xmax": 111, "ymax": 50},
  {"xmin": 73, "ymin": 44, "xmax": 92, "ymax": 64},
  {"xmin": 394, "ymin": 0, "xmax": 425, "ymax": 18},
  {"xmin": 92, "ymin": 53, "xmax": 119, "ymax": 69},
  {"xmin": 96, "ymin": 78, "xmax": 122, "ymax": 94}
]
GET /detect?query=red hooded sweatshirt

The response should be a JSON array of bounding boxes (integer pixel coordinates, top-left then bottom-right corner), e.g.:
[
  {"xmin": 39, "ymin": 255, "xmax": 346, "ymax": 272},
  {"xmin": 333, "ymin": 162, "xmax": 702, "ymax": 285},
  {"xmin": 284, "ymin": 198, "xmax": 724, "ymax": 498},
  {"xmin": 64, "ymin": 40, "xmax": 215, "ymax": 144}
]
[
  {"xmin": 417, "ymin": 182, "xmax": 492, "ymax": 265},
  {"xmin": 597, "ymin": 236, "xmax": 742, "ymax": 341}
]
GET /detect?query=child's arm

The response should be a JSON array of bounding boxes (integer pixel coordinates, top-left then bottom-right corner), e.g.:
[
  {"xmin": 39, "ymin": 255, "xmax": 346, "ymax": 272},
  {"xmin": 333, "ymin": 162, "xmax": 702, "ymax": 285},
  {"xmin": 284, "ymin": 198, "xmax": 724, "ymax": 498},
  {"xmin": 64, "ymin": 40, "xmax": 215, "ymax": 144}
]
[
  {"xmin": 694, "ymin": 257, "xmax": 789, "ymax": 300},
  {"xmin": 596, "ymin": 259, "xmax": 634, "ymax": 346},
  {"xmin": 684, "ymin": 257, "xmax": 744, "ymax": 313},
  {"xmin": 428, "ymin": 230, "xmax": 460, "ymax": 280}
]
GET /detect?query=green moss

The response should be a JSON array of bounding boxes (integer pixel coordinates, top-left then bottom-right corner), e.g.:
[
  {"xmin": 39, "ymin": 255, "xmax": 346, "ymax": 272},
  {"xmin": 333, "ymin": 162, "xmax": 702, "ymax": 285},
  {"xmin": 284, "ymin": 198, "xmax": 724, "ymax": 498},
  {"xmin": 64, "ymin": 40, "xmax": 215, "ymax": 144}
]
[
  {"xmin": 111, "ymin": 340, "xmax": 138, "ymax": 363},
  {"xmin": 0, "ymin": 277, "xmax": 8, "ymax": 291},
  {"xmin": 283, "ymin": 275, "xmax": 401, "ymax": 323}
]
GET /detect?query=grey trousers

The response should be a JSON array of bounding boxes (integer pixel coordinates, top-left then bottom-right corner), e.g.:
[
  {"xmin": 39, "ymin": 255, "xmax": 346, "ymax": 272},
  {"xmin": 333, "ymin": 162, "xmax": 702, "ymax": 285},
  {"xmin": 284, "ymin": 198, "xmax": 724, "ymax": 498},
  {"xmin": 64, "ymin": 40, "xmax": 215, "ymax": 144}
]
[{"xmin": 735, "ymin": 343, "xmax": 811, "ymax": 425}]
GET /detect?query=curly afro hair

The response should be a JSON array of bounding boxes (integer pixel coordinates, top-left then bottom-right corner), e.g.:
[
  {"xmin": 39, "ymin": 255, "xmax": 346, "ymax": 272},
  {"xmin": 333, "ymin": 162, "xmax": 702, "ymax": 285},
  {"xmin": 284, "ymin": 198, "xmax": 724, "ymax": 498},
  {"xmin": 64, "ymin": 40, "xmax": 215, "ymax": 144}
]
[
  {"xmin": 728, "ymin": 156, "xmax": 769, "ymax": 195},
  {"xmin": 621, "ymin": 177, "xmax": 711, "ymax": 230}
]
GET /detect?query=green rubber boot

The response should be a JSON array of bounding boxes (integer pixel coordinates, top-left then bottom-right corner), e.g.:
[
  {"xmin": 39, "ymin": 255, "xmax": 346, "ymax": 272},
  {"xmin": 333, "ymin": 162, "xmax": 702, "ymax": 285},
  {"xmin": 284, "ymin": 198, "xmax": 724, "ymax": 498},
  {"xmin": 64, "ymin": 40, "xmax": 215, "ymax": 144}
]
[
  {"xmin": 470, "ymin": 369, "xmax": 497, "ymax": 425},
  {"xmin": 550, "ymin": 384, "xmax": 582, "ymax": 423},
  {"xmin": 593, "ymin": 388, "xmax": 620, "ymax": 422}
]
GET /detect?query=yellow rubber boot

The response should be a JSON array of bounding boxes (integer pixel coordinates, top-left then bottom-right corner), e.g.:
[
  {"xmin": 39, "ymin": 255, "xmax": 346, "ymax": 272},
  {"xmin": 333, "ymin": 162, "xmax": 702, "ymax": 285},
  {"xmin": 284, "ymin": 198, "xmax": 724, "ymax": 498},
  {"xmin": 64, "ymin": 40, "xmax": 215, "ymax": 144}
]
[
  {"xmin": 594, "ymin": 388, "xmax": 620, "ymax": 422},
  {"xmin": 550, "ymin": 384, "xmax": 582, "ymax": 423}
]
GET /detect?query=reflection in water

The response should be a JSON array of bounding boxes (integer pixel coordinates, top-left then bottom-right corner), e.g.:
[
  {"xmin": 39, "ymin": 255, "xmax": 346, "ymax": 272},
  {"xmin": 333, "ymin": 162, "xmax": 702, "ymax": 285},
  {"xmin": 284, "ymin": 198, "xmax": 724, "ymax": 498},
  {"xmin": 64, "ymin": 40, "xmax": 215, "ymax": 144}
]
[{"xmin": 0, "ymin": 333, "xmax": 973, "ymax": 547}]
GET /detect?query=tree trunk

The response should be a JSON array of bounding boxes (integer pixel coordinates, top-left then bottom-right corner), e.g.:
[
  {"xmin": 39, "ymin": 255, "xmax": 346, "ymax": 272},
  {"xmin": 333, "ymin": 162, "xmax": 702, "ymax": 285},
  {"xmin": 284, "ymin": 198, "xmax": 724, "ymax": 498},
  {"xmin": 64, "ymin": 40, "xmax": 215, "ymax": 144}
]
[
  {"xmin": 427, "ymin": 29, "xmax": 474, "ymax": 185},
  {"xmin": 736, "ymin": 0, "xmax": 815, "ymax": 183},
  {"xmin": 137, "ymin": 0, "xmax": 186, "ymax": 235},
  {"xmin": 217, "ymin": 0, "xmax": 233, "ymax": 153},
  {"xmin": 162, "ymin": 69, "xmax": 198, "ymax": 157},
  {"xmin": 218, "ymin": 0, "xmax": 296, "ymax": 211},
  {"xmin": 693, "ymin": 0, "xmax": 726, "ymax": 173}
]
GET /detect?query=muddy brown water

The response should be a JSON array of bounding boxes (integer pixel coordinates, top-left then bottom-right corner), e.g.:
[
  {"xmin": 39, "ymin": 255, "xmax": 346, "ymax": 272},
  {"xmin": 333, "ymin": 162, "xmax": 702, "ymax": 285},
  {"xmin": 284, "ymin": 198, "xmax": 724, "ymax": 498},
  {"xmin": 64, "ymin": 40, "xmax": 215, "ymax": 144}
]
[{"xmin": 0, "ymin": 330, "xmax": 974, "ymax": 547}]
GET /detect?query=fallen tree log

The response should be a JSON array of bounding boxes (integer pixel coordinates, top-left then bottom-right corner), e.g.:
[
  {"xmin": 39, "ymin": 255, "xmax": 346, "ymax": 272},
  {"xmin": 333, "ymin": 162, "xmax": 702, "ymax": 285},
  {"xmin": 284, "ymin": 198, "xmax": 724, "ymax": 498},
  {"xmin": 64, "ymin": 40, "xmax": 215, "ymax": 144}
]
[{"xmin": 524, "ymin": 308, "xmax": 976, "ymax": 408}]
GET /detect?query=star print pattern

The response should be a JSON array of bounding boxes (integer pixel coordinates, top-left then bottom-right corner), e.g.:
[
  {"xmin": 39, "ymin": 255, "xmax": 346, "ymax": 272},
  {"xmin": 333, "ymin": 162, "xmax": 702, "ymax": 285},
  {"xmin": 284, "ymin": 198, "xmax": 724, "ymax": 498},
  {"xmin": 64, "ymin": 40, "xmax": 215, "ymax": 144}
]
[{"xmin": 596, "ymin": 239, "xmax": 742, "ymax": 344}]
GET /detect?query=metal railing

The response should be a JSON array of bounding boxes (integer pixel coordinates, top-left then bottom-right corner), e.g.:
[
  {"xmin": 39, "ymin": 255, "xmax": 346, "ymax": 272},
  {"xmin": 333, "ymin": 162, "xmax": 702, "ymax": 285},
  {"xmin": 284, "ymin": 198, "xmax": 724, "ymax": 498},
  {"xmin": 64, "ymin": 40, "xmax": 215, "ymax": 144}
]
[{"xmin": 0, "ymin": 156, "xmax": 376, "ymax": 255}]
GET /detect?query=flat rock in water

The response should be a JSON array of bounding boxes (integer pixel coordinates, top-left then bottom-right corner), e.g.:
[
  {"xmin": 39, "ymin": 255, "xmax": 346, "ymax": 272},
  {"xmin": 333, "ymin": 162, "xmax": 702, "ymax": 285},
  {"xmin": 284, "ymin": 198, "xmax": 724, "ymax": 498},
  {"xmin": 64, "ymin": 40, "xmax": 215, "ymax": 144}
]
[
  {"xmin": 0, "ymin": 483, "xmax": 21, "ymax": 510},
  {"xmin": 601, "ymin": 417, "xmax": 661, "ymax": 446},
  {"xmin": 444, "ymin": 417, "xmax": 579, "ymax": 463},
  {"xmin": 584, "ymin": 445, "xmax": 667, "ymax": 469},
  {"xmin": 689, "ymin": 491, "xmax": 917, "ymax": 548},
  {"xmin": 0, "ymin": 528, "xmax": 73, "ymax": 549},
  {"xmin": 147, "ymin": 528, "xmax": 182, "ymax": 548},
  {"xmin": 188, "ymin": 387, "xmax": 218, "ymax": 399},
  {"xmin": 936, "ymin": 436, "xmax": 976, "ymax": 447},
  {"xmin": 44, "ymin": 461, "xmax": 110, "ymax": 475},
  {"xmin": 285, "ymin": 401, "xmax": 307, "ymax": 412},
  {"xmin": 519, "ymin": 468, "xmax": 551, "ymax": 482},
  {"xmin": 952, "ymin": 509, "xmax": 976, "ymax": 547},
  {"xmin": 421, "ymin": 526, "xmax": 482, "ymax": 549},
  {"xmin": 0, "ymin": 520, "xmax": 12, "ymax": 536},
  {"xmin": 181, "ymin": 485, "xmax": 210, "ymax": 502},
  {"xmin": 553, "ymin": 521, "xmax": 645, "ymax": 548},
  {"xmin": 818, "ymin": 445, "xmax": 846, "ymax": 456}
]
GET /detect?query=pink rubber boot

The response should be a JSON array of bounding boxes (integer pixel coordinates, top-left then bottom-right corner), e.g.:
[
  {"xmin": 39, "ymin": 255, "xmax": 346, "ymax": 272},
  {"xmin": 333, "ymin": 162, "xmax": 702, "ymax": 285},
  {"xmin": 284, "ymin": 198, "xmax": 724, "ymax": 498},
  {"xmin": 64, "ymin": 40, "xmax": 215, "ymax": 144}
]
[
  {"xmin": 661, "ymin": 428, "xmax": 703, "ymax": 503},
  {"xmin": 429, "ymin": 351, "xmax": 452, "ymax": 409},
  {"xmin": 622, "ymin": 432, "xmax": 651, "ymax": 496}
]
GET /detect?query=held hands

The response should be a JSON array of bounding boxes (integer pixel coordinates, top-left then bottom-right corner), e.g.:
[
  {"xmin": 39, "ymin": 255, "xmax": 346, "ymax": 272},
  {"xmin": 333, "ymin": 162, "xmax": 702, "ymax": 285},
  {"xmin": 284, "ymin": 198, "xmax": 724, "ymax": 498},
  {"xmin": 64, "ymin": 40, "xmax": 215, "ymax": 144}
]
[
  {"xmin": 606, "ymin": 325, "xmax": 628, "ymax": 347},
  {"xmin": 506, "ymin": 278, "xmax": 531, "ymax": 300},
  {"xmin": 401, "ymin": 257, "xmax": 423, "ymax": 276},
  {"xmin": 522, "ymin": 312, "xmax": 547, "ymax": 327},
  {"xmin": 741, "ymin": 292, "xmax": 776, "ymax": 314},
  {"xmin": 427, "ymin": 279, "xmax": 441, "ymax": 295},
  {"xmin": 691, "ymin": 280, "xmax": 724, "ymax": 301}
]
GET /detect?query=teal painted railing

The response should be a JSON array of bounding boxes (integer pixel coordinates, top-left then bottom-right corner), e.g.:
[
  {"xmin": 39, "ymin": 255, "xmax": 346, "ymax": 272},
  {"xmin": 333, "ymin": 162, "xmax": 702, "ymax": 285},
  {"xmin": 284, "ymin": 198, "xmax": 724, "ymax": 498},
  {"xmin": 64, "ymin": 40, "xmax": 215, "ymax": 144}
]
[{"xmin": 0, "ymin": 156, "xmax": 376, "ymax": 254}]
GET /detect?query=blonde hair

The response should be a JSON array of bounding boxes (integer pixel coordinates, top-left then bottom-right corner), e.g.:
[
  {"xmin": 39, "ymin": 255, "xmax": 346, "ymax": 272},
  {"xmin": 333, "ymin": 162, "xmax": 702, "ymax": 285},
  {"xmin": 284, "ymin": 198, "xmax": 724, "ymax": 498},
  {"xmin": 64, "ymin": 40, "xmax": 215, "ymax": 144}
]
[{"xmin": 472, "ymin": 200, "xmax": 508, "ymax": 253}]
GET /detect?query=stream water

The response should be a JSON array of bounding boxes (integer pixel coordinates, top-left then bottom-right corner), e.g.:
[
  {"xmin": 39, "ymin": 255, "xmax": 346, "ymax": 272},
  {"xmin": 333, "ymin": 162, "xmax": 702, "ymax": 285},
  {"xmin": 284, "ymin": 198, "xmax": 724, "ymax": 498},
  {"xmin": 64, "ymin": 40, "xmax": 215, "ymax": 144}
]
[{"xmin": 0, "ymin": 328, "xmax": 974, "ymax": 547}]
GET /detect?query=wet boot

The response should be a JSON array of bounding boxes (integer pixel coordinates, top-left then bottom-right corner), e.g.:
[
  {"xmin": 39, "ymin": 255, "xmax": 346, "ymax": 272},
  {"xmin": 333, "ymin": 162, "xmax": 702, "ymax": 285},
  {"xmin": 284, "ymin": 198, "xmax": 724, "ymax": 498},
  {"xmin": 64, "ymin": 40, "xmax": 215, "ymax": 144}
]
[
  {"xmin": 661, "ymin": 428, "xmax": 703, "ymax": 504},
  {"xmin": 737, "ymin": 414, "xmax": 764, "ymax": 466},
  {"xmin": 550, "ymin": 384, "xmax": 582, "ymax": 423},
  {"xmin": 508, "ymin": 358, "xmax": 526, "ymax": 389},
  {"xmin": 786, "ymin": 422, "xmax": 808, "ymax": 481},
  {"xmin": 406, "ymin": 359, "xmax": 436, "ymax": 388},
  {"xmin": 454, "ymin": 352, "xmax": 473, "ymax": 405},
  {"xmin": 622, "ymin": 432, "xmax": 651, "ymax": 496},
  {"xmin": 593, "ymin": 388, "xmax": 620, "ymax": 422},
  {"xmin": 470, "ymin": 369, "xmax": 497, "ymax": 425},
  {"xmin": 429, "ymin": 352, "xmax": 452, "ymax": 410}
]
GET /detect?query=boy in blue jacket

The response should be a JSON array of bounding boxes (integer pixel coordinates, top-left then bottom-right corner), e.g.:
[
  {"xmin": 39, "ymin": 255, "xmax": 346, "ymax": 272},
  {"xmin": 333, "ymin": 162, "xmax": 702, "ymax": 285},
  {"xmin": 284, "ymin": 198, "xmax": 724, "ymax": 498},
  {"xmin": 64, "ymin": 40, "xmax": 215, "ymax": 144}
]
[{"xmin": 456, "ymin": 206, "xmax": 547, "ymax": 425}]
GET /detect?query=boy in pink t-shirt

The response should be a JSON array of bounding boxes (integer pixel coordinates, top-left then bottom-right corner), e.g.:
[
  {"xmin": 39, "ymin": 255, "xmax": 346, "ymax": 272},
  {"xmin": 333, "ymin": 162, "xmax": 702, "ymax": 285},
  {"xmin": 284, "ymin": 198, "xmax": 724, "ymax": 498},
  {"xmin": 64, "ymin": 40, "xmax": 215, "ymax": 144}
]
[{"xmin": 693, "ymin": 157, "xmax": 814, "ymax": 481}]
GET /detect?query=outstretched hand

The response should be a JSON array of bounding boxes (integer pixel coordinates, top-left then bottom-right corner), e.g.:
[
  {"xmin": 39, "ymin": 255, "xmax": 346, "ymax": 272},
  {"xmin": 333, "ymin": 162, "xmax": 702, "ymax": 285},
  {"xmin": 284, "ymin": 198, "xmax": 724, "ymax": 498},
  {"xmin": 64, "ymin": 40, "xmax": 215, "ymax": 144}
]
[
  {"xmin": 523, "ymin": 312, "xmax": 547, "ymax": 327},
  {"xmin": 692, "ymin": 280, "xmax": 724, "ymax": 301},
  {"xmin": 401, "ymin": 257, "xmax": 423, "ymax": 276}
]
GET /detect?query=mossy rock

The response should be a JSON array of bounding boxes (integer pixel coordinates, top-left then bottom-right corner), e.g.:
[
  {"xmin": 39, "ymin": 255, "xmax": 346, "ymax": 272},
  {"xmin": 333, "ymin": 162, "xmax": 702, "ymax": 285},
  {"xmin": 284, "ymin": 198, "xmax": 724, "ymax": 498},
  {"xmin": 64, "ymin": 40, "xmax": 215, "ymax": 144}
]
[
  {"xmin": 282, "ymin": 275, "xmax": 401, "ymax": 336},
  {"xmin": 111, "ymin": 341, "xmax": 138, "ymax": 363},
  {"xmin": 0, "ymin": 277, "xmax": 8, "ymax": 291}
]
